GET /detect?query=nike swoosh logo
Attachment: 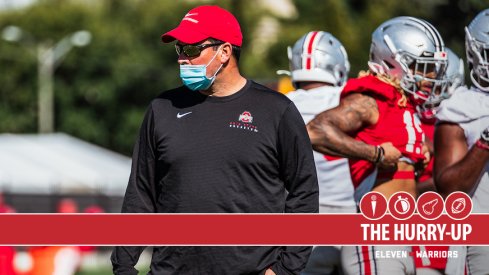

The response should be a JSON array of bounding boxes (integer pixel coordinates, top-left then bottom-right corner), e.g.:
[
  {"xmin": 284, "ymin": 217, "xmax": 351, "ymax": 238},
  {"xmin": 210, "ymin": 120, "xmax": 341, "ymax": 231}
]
[
  {"xmin": 182, "ymin": 13, "xmax": 199, "ymax": 23},
  {"xmin": 182, "ymin": 18, "xmax": 198, "ymax": 23},
  {"xmin": 177, "ymin": 112, "xmax": 192, "ymax": 118}
]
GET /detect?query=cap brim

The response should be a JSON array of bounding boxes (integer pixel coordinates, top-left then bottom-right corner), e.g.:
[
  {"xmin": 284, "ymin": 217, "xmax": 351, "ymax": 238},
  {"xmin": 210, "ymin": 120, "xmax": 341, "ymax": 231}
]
[{"xmin": 161, "ymin": 25, "xmax": 209, "ymax": 44}]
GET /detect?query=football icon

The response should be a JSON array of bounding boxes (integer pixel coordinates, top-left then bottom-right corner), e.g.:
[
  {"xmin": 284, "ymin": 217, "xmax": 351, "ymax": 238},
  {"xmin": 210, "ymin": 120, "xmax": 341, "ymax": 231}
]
[
  {"xmin": 451, "ymin": 198, "xmax": 466, "ymax": 214},
  {"xmin": 445, "ymin": 192, "xmax": 472, "ymax": 220}
]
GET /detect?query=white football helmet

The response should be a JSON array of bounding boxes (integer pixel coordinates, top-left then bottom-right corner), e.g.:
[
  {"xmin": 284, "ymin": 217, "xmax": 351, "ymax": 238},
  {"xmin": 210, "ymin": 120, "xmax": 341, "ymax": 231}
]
[
  {"xmin": 445, "ymin": 48, "xmax": 465, "ymax": 92},
  {"xmin": 465, "ymin": 9, "xmax": 489, "ymax": 92},
  {"xmin": 417, "ymin": 48, "xmax": 464, "ymax": 120},
  {"xmin": 288, "ymin": 31, "xmax": 350, "ymax": 87},
  {"xmin": 369, "ymin": 16, "xmax": 449, "ymax": 110}
]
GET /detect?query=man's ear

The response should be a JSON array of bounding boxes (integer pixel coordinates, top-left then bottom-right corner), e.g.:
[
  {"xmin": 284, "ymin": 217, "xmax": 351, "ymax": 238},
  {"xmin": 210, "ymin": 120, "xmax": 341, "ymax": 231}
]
[{"xmin": 219, "ymin": 43, "xmax": 233, "ymax": 63}]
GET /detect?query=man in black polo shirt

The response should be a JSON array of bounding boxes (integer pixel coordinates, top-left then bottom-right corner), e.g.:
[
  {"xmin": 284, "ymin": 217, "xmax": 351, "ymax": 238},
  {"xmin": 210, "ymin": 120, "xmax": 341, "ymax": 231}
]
[{"xmin": 111, "ymin": 5, "xmax": 319, "ymax": 275}]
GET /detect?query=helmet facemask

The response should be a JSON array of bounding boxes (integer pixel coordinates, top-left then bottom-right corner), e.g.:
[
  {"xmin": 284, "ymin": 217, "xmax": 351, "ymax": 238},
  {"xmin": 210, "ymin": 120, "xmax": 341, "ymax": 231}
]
[
  {"xmin": 466, "ymin": 26, "xmax": 489, "ymax": 91},
  {"xmin": 417, "ymin": 48, "xmax": 464, "ymax": 121},
  {"xmin": 399, "ymin": 51, "xmax": 449, "ymax": 116}
]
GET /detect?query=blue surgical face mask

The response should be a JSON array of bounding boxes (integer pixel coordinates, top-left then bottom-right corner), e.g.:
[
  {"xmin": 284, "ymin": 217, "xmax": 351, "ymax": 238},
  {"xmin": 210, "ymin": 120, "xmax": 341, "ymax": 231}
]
[{"xmin": 179, "ymin": 47, "xmax": 223, "ymax": 91}]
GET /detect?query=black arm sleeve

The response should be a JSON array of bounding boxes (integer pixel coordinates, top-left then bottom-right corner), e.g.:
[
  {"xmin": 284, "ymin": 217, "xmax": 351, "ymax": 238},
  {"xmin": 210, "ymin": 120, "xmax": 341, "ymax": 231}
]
[
  {"xmin": 272, "ymin": 103, "xmax": 319, "ymax": 275},
  {"xmin": 111, "ymin": 105, "xmax": 159, "ymax": 274},
  {"xmin": 111, "ymin": 247, "xmax": 146, "ymax": 275},
  {"xmin": 278, "ymin": 103, "xmax": 319, "ymax": 213}
]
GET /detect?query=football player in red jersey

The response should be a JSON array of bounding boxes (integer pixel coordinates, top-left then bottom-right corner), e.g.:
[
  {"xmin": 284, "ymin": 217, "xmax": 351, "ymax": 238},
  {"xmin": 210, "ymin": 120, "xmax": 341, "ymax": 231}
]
[{"xmin": 307, "ymin": 16, "xmax": 449, "ymax": 275}]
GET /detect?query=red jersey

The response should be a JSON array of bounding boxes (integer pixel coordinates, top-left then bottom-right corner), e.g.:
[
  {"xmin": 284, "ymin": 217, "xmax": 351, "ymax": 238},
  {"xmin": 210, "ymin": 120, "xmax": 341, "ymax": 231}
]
[
  {"xmin": 419, "ymin": 122, "xmax": 434, "ymax": 182},
  {"xmin": 341, "ymin": 75, "xmax": 426, "ymax": 188}
]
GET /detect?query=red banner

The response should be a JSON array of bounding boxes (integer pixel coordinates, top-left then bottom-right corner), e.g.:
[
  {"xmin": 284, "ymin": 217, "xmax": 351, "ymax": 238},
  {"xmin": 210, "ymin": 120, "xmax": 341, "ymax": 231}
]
[{"xmin": 0, "ymin": 213, "xmax": 487, "ymax": 245}]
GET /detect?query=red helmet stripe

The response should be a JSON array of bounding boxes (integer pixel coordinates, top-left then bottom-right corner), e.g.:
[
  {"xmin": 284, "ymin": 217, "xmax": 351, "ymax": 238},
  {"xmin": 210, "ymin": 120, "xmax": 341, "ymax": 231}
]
[{"xmin": 305, "ymin": 31, "xmax": 319, "ymax": 70}]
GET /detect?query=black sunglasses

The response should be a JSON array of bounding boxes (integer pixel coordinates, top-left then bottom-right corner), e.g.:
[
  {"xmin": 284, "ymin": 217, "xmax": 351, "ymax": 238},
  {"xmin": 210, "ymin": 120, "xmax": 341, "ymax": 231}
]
[{"xmin": 175, "ymin": 42, "xmax": 223, "ymax": 57}]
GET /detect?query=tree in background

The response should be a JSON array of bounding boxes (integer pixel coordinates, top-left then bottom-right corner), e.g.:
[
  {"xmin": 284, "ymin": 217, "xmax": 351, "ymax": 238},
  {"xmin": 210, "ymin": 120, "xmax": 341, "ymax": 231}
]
[{"xmin": 0, "ymin": 0, "xmax": 486, "ymax": 155}]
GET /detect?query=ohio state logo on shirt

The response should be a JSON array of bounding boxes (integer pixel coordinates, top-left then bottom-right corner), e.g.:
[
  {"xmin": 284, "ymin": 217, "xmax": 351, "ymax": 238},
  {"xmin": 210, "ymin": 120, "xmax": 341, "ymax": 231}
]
[
  {"xmin": 229, "ymin": 111, "xmax": 258, "ymax": 133},
  {"xmin": 239, "ymin": 111, "xmax": 253, "ymax": 123}
]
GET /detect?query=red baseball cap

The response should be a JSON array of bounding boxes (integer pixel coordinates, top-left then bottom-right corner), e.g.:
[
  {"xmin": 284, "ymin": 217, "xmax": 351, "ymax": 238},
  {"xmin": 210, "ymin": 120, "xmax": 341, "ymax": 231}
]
[{"xmin": 161, "ymin": 5, "xmax": 242, "ymax": 47}]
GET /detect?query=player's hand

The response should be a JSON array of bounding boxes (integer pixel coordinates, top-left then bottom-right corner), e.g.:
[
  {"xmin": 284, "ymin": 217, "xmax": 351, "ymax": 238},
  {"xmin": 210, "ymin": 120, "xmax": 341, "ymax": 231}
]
[
  {"xmin": 378, "ymin": 142, "xmax": 401, "ymax": 168},
  {"xmin": 264, "ymin": 268, "xmax": 276, "ymax": 275},
  {"xmin": 413, "ymin": 144, "xmax": 431, "ymax": 180}
]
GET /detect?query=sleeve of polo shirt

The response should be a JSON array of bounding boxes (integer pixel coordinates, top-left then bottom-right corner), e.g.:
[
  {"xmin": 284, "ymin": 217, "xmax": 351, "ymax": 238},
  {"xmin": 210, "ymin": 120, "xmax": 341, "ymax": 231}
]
[
  {"xmin": 111, "ymin": 104, "xmax": 159, "ymax": 273},
  {"xmin": 274, "ymin": 102, "xmax": 319, "ymax": 274}
]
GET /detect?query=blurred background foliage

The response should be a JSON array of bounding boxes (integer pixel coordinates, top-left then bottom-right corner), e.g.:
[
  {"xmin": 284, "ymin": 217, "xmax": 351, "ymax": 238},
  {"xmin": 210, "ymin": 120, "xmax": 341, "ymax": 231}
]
[{"xmin": 0, "ymin": 0, "xmax": 487, "ymax": 156}]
